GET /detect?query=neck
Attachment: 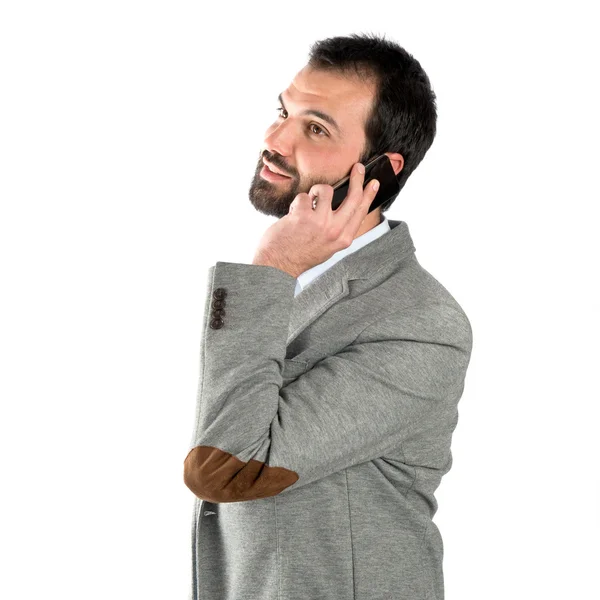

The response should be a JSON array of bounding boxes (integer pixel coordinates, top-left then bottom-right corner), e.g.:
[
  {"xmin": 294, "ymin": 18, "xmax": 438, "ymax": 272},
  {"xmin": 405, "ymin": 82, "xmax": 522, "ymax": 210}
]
[{"xmin": 354, "ymin": 209, "xmax": 382, "ymax": 239}]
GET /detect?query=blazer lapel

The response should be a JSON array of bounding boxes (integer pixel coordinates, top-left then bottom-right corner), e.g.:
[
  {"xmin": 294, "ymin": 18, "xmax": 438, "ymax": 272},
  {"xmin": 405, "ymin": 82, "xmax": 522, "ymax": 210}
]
[
  {"xmin": 286, "ymin": 220, "xmax": 416, "ymax": 346},
  {"xmin": 287, "ymin": 263, "xmax": 351, "ymax": 346}
]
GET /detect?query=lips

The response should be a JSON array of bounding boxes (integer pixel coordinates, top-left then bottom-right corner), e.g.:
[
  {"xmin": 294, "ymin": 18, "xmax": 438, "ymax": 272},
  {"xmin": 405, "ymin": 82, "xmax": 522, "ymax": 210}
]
[{"xmin": 263, "ymin": 159, "xmax": 290, "ymax": 177}]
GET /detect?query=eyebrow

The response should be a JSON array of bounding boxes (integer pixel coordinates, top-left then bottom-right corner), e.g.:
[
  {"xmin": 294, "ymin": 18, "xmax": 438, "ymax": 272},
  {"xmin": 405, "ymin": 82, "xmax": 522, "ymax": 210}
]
[{"xmin": 278, "ymin": 92, "xmax": 341, "ymax": 135}]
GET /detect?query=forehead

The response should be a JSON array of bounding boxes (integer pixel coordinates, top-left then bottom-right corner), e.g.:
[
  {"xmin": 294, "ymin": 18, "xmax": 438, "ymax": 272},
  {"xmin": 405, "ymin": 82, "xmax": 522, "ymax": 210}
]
[{"xmin": 285, "ymin": 66, "xmax": 376, "ymax": 133}]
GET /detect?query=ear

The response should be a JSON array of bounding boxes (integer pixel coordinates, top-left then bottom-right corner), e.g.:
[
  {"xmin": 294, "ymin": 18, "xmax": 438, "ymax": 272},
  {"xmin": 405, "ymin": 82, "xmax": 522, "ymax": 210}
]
[{"xmin": 383, "ymin": 152, "xmax": 404, "ymax": 176}]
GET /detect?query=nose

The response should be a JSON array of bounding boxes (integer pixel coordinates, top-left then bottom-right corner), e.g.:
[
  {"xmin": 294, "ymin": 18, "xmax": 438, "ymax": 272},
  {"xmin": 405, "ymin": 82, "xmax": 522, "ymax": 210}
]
[{"xmin": 263, "ymin": 119, "xmax": 293, "ymax": 163}]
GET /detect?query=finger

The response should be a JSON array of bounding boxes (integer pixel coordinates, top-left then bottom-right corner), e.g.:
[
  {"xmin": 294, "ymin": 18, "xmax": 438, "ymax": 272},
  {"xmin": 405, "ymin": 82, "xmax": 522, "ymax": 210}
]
[
  {"xmin": 350, "ymin": 177, "xmax": 380, "ymax": 231},
  {"xmin": 336, "ymin": 162, "xmax": 366, "ymax": 219},
  {"xmin": 290, "ymin": 193, "xmax": 313, "ymax": 213},
  {"xmin": 308, "ymin": 183, "xmax": 333, "ymax": 213}
]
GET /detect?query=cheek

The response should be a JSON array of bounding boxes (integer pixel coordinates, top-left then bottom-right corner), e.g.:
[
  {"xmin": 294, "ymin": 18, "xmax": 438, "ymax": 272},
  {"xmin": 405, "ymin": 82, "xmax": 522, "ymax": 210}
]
[
  {"xmin": 313, "ymin": 160, "xmax": 344, "ymax": 186},
  {"xmin": 301, "ymin": 151, "xmax": 332, "ymax": 178}
]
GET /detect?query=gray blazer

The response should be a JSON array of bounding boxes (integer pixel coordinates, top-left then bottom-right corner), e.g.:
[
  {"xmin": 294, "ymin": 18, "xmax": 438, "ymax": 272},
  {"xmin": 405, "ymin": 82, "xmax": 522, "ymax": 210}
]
[{"xmin": 184, "ymin": 219, "xmax": 473, "ymax": 600}]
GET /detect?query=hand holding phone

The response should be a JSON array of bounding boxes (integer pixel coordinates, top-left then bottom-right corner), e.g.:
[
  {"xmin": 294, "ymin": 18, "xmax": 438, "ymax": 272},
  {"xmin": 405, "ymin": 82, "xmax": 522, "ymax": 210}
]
[
  {"xmin": 255, "ymin": 160, "xmax": 386, "ymax": 278},
  {"xmin": 330, "ymin": 154, "xmax": 399, "ymax": 213}
]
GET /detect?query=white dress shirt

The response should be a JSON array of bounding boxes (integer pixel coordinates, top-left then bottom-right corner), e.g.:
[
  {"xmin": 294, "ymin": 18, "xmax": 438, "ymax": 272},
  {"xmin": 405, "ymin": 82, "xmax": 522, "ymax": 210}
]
[{"xmin": 294, "ymin": 215, "xmax": 391, "ymax": 297}]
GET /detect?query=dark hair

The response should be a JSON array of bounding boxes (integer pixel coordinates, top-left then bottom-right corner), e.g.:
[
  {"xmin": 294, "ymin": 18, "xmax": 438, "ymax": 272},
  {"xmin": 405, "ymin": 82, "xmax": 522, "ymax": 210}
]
[{"xmin": 307, "ymin": 32, "xmax": 437, "ymax": 212}]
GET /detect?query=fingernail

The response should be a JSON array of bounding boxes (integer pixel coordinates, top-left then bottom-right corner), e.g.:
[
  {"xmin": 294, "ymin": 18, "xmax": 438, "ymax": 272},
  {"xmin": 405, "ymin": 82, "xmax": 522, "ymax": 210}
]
[
  {"xmin": 357, "ymin": 163, "xmax": 365, "ymax": 174},
  {"xmin": 372, "ymin": 180, "xmax": 379, "ymax": 191}
]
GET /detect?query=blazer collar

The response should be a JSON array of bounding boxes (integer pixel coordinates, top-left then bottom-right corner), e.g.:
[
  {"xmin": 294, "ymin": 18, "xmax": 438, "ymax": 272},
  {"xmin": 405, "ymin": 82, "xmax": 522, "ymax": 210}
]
[{"xmin": 287, "ymin": 220, "xmax": 415, "ymax": 346}]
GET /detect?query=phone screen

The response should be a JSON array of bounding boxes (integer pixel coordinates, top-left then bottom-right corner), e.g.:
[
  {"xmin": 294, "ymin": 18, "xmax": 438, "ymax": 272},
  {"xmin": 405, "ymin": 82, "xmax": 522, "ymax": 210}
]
[{"xmin": 330, "ymin": 154, "xmax": 400, "ymax": 213}]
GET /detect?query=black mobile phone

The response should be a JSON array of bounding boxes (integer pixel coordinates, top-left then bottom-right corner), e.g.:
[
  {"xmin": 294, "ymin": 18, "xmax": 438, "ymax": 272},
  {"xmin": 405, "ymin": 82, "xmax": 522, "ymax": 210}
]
[{"xmin": 330, "ymin": 154, "xmax": 399, "ymax": 213}]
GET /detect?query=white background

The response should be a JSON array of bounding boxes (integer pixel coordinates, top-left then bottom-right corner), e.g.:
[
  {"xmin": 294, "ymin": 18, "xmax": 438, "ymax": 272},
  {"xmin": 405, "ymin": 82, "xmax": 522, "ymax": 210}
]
[{"xmin": 1, "ymin": 1, "xmax": 598, "ymax": 599}]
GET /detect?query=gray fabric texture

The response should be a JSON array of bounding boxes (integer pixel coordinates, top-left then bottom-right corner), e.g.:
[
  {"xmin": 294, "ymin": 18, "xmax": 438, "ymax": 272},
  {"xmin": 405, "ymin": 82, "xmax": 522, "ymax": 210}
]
[{"xmin": 186, "ymin": 219, "xmax": 473, "ymax": 600}]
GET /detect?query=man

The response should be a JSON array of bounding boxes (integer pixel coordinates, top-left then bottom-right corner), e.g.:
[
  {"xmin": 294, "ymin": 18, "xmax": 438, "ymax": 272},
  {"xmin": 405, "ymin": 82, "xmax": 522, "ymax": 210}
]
[{"xmin": 184, "ymin": 33, "xmax": 473, "ymax": 600}]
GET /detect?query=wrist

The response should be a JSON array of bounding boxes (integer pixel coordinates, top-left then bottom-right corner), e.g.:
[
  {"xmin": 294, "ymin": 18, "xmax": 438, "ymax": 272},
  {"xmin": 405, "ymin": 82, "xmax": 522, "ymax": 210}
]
[{"xmin": 252, "ymin": 253, "xmax": 300, "ymax": 279}]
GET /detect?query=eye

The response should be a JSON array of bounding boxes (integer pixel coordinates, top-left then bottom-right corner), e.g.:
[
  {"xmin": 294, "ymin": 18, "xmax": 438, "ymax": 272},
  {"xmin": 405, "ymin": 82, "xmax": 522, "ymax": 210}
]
[{"xmin": 275, "ymin": 107, "xmax": 328, "ymax": 137}]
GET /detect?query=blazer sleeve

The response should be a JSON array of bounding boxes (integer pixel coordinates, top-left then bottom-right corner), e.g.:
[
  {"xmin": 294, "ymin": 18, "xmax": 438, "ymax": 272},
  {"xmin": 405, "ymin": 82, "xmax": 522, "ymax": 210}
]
[{"xmin": 183, "ymin": 260, "xmax": 473, "ymax": 503}]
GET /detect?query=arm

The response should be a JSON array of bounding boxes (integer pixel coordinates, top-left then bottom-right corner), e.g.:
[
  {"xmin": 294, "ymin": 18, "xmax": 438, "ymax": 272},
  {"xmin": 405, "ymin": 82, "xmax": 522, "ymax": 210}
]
[{"xmin": 183, "ymin": 261, "xmax": 472, "ymax": 503}]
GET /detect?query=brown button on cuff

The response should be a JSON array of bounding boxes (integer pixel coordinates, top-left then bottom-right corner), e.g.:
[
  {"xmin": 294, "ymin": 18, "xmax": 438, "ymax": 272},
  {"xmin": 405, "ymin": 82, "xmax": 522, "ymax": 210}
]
[{"xmin": 210, "ymin": 288, "xmax": 227, "ymax": 329}]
